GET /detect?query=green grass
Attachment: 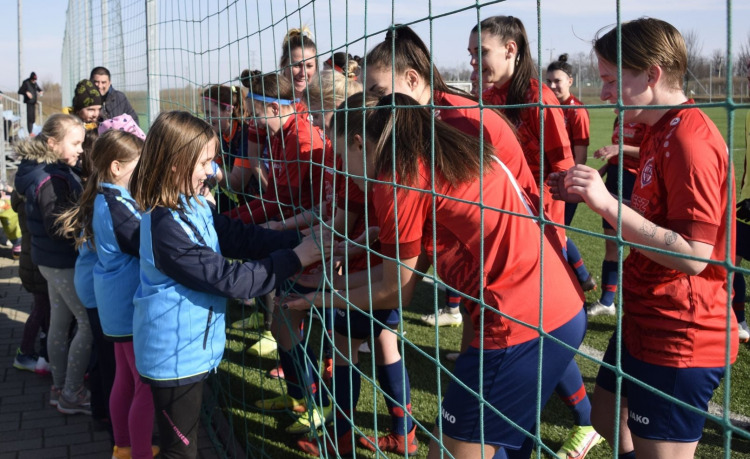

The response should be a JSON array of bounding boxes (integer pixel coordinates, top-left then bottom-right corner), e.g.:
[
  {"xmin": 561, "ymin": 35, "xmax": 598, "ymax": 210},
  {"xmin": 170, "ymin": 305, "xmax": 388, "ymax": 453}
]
[{"xmin": 213, "ymin": 106, "xmax": 750, "ymax": 458}]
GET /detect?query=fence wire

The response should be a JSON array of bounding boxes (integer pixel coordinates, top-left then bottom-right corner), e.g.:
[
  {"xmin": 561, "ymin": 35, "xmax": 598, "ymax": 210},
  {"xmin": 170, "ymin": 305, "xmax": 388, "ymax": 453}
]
[{"xmin": 62, "ymin": 1, "xmax": 750, "ymax": 458}]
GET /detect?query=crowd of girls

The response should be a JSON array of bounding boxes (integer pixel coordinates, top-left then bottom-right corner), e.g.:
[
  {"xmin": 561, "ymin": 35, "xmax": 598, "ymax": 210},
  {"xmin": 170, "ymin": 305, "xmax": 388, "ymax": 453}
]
[{"xmin": 10, "ymin": 13, "xmax": 738, "ymax": 459}]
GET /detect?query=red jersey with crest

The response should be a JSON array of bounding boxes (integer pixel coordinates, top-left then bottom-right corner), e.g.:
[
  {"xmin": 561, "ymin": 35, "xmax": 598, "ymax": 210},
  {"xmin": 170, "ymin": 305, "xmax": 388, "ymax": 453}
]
[
  {"xmin": 560, "ymin": 95, "xmax": 589, "ymax": 148},
  {"xmin": 608, "ymin": 119, "xmax": 648, "ymax": 176},
  {"xmin": 482, "ymin": 79, "xmax": 574, "ymax": 224},
  {"xmin": 373, "ymin": 158, "xmax": 583, "ymax": 350},
  {"xmin": 233, "ymin": 111, "xmax": 334, "ymax": 224},
  {"xmin": 623, "ymin": 101, "xmax": 737, "ymax": 368}
]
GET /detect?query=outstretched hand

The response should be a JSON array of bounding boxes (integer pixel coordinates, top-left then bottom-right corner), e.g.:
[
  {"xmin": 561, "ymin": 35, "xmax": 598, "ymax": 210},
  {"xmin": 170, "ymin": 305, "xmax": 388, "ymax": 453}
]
[
  {"xmin": 292, "ymin": 229, "xmax": 332, "ymax": 267},
  {"xmin": 547, "ymin": 170, "xmax": 584, "ymax": 204},
  {"xmin": 275, "ymin": 291, "xmax": 316, "ymax": 311},
  {"xmin": 560, "ymin": 165, "xmax": 614, "ymax": 215}
]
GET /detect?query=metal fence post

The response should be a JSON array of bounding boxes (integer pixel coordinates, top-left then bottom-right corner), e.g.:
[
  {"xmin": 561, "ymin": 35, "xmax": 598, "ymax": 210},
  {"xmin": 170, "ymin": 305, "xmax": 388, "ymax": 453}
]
[
  {"xmin": 146, "ymin": 0, "xmax": 160, "ymax": 126},
  {"xmin": 0, "ymin": 103, "xmax": 7, "ymax": 185}
]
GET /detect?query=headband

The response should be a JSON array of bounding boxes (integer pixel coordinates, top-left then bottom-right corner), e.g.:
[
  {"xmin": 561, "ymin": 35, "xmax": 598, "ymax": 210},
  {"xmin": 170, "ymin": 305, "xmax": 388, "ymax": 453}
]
[
  {"xmin": 202, "ymin": 96, "xmax": 234, "ymax": 111},
  {"xmin": 246, "ymin": 92, "xmax": 299, "ymax": 105}
]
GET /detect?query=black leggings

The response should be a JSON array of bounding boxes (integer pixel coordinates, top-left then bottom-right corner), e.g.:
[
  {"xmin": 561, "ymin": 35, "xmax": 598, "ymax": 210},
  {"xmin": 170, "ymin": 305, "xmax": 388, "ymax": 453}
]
[{"xmin": 151, "ymin": 382, "xmax": 203, "ymax": 459}]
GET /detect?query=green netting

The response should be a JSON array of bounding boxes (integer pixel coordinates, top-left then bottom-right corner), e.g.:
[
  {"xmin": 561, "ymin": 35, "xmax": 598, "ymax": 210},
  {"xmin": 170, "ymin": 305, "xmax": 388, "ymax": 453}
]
[{"xmin": 61, "ymin": 1, "xmax": 750, "ymax": 458}]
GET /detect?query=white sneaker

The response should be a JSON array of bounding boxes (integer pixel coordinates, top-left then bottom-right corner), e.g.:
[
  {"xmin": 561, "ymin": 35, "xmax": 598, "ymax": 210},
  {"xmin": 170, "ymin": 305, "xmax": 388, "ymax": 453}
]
[
  {"xmin": 587, "ymin": 301, "xmax": 616, "ymax": 317},
  {"xmin": 446, "ymin": 352, "xmax": 460, "ymax": 362},
  {"xmin": 739, "ymin": 321, "xmax": 750, "ymax": 343},
  {"xmin": 35, "ymin": 356, "xmax": 50, "ymax": 375},
  {"xmin": 420, "ymin": 308, "xmax": 462, "ymax": 327},
  {"xmin": 359, "ymin": 341, "xmax": 371, "ymax": 353}
]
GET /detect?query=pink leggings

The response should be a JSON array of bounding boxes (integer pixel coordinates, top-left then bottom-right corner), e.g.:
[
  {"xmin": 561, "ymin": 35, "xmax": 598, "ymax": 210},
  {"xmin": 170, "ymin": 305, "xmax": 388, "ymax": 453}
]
[{"xmin": 111, "ymin": 341, "xmax": 155, "ymax": 459}]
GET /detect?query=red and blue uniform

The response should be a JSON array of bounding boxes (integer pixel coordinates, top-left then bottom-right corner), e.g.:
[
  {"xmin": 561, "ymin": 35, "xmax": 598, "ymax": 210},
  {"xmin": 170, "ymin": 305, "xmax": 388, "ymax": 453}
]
[
  {"xmin": 597, "ymin": 101, "xmax": 737, "ymax": 442},
  {"xmin": 373, "ymin": 152, "xmax": 585, "ymax": 449}
]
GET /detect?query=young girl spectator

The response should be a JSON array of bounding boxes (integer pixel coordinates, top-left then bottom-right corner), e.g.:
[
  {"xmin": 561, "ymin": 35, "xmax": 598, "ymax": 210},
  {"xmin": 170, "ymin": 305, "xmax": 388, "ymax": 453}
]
[
  {"xmin": 11, "ymin": 187, "xmax": 50, "ymax": 374},
  {"xmin": 469, "ymin": 16, "xmax": 574, "ymax": 225},
  {"xmin": 364, "ymin": 24, "xmax": 537, "ymax": 335},
  {"xmin": 66, "ymin": 79, "xmax": 103, "ymax": 131},
  {"xmin": 546, "ymin": 53, "xmax": 596, "ymax": 293},
  {"xmin": 129, "ymin": 111, "xmax": 325, "ymax": 458},
  {"xmin": 550, "ymin": 18, "xmax": 736, "ymax": 459},
  {"xmin": 14, "ymin": 113, "xmax": 92, "ymax": 414},
  {"xmin": 587, "ymin": 119, "xmax": 647, "ymax": 316},
  {"xmin": 286, "ymin": 93, "xmax": 586, "ymax": 459},
  {"xmin": 61, "ymin": 122, "xmax": 156, "ymax": 458}
]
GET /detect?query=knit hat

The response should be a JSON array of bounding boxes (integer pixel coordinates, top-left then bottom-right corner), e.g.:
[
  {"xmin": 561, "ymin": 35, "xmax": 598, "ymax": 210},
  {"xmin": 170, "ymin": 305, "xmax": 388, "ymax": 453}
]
[
  {"xmin": 29, "ymin": 72, "xmax": 37, "ymax": 80},
  {"xmin": 98, "ymin": 114, "xmax": 145, "ymax": 140},
  {"xmin": 72, "ymin": 79, "xmax": 103, "ymax": 113}
]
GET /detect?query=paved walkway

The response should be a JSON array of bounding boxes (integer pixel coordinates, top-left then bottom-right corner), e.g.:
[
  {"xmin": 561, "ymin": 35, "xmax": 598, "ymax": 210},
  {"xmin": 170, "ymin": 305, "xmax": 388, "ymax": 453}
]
[{"xmin": 0, "ymin": 248, "xmax": 223, "ymax": 458}]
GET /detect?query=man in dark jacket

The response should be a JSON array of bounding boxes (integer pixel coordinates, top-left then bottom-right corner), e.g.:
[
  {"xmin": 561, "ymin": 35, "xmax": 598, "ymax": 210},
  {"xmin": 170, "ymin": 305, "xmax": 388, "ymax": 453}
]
[
  {"xmin": 18, "ymin": 72, "xmax": 43, "ymax": 132},
  {"xmin": 89, "ymin": 67, "xmax": 139, "ymax": 125}
]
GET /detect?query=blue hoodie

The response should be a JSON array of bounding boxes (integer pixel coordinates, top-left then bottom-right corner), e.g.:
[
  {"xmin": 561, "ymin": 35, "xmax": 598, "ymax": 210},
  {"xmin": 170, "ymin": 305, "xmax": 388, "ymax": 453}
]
[{"xmin": 133, "ymin": 195, "xmax": 302, "ymax": 386}]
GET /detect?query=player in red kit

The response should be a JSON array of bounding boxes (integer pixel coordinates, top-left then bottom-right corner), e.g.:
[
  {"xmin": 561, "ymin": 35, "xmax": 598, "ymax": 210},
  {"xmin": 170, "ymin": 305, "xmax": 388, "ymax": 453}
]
[{"xmin": 550, "ymin": 18, "xmax": 737, "ymax": 459}]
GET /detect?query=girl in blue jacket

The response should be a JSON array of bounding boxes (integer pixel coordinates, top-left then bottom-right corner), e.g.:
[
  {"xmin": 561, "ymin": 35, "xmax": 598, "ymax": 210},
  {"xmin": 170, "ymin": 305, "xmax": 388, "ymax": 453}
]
[
  {"xmin": 60, "ymin": 128, "xmax": 156, "ymax": 458},
  {"xmin": 129, "ymin": 111, "xmax": 326, "ymax": 459}
]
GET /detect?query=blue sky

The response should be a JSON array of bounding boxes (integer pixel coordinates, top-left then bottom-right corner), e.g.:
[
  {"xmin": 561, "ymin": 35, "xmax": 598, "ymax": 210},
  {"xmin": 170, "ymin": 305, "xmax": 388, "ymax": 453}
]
[{"xmin": 0, "ymin": 0, "xmax": 748, "ymax": 93}]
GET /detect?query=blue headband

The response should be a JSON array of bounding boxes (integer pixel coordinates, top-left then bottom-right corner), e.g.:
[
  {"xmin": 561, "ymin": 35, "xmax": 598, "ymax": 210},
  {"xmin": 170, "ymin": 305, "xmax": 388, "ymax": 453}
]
[{"xmin": 247, "ymin": 92, "xmax": 299, "ymax": 105}]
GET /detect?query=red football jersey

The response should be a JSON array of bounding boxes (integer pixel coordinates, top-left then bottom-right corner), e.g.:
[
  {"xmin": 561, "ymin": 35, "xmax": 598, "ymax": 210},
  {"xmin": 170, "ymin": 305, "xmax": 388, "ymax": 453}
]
[
  {"xmin": 373, "ymin": 159, "xmax": 583, "ymax": 350},
  {"xmin": 561, "ymin": 95, "xmax": 590, "ymax": 147},
  {"xmin": 242, "ymin": 112, "xmax": 335, "ymax": 224},
  {"xmin": 608, "ymin": 119, "xmax": 648, "ymax": 176},
  {"xmin": 482, "ymin": 79, "xmax": 574, "ymax": 225},
  {"xmin": 433, "ymin": 91, "xmax": 538, "ymax": 202},
  {"xmin": 334, "ymin": 169, "xmax": 382, "ymax": 272},
  {"xmin": 622, "ymin": 102, "xmax": 737, "ymax": 368}
]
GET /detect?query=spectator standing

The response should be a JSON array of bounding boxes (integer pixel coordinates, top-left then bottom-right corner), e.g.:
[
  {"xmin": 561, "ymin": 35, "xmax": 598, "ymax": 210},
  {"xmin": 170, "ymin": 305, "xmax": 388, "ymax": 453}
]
[
  {"xmin": 90, "ymin": 67, "xmax": 139, "ymax": 125},
  {"xmin": 18, "ymin": 72, "xmax": 43, "ymax": 132}
]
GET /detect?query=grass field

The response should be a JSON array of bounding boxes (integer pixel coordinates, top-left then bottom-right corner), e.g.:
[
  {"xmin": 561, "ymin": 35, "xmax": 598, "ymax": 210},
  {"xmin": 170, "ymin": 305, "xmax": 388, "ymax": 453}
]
[{"xmin": 214, "ymin": 105, "xmax": 750, "ymax": 459}]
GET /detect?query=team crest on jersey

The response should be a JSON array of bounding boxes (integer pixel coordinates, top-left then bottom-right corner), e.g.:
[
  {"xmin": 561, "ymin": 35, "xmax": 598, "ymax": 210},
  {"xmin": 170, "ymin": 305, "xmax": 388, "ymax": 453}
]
[{"xmin": 640, "ymin": 158, "xmax": 654, "ymax": 188}]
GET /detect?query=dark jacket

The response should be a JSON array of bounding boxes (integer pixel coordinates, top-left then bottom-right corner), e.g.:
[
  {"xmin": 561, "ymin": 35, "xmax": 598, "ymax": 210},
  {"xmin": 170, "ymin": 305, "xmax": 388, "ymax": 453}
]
[
  {"xmin": 18, "ymin": 78, "xmax": 42, "ymax": 104},
  {"xmin": 99, "ymin": 87, "xmax": 139, "ymax": 125},
  {"xmin": 134, "ymin": 195, "xmax": 302, "ymax": 386},
  {"xmin": 14, "ymin": 140, "xmax": 82, "ymax": 269},
  {"xmin": 10, "ymin": 190, "xmax": 47, "ymax": 294}
]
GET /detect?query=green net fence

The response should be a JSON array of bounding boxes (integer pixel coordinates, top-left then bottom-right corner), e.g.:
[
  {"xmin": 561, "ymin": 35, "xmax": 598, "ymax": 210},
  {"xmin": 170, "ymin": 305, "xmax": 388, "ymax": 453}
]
[{"xmin": 62, "ymin": 1, "xmax": 750, "ymax": 458}]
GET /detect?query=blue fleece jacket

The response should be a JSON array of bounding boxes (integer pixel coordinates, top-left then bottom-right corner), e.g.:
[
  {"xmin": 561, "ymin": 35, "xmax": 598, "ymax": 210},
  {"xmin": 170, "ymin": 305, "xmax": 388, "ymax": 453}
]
[
  {"xmin": 93, "ymin": 183, "xmax": 142, "ymax": 340},
  {"xmin": 133, "ymin": 195, "xmax": 302, "ymax": 386}
]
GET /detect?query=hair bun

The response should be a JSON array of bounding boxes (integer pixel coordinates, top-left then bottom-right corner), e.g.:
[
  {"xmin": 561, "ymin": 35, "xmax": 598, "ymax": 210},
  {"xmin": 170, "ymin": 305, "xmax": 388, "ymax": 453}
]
[
  {"xmin": 239, "ymin": 69, "xmax": 262, "ymax": 88},
  {"xmin": 558, "ymin": 53, "xmax": 569, "ymax": 63},
  {"xmin": 283, "ymin": 26, "xmax": 314, "ymax": 46}
]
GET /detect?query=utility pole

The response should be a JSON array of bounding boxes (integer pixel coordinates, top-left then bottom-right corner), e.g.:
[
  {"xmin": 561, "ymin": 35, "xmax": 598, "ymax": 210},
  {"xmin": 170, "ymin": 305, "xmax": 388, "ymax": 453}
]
[
  {"xmin": 18, "ymin": 0, "xmax": 23, "ymax": 87},
  {"xmin": 545, "ymin": 48, "xmax": 555, "ymax": 66}
]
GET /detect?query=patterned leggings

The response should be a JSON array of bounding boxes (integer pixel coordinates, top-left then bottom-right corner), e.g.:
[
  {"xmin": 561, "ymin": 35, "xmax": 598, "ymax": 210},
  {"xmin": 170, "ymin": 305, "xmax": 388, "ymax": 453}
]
[{"xmin": 38, "ymin": 266, "xmax": 93, "ymax": 396}]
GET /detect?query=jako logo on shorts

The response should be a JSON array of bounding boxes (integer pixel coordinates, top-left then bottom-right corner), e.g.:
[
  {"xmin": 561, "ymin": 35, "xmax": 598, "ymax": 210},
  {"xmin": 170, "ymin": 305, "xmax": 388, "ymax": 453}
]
[
  {"xmin": 629, "ymin": 410, "xmax": 650, "ymax": 425},
  {"xmin": 441, "ymin": 406, "xmax": 456, "ymax": 424}
]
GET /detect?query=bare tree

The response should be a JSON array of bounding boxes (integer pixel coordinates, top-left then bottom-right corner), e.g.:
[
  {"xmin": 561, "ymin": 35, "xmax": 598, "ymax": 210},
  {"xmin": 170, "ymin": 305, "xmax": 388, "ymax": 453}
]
[
  {"xmin": 683, "ymin": 29, "xmax": 703, "ymax": 88},
  {"xmin": 736, "ymin": 32, "xmax": 750, "ymax": 76}
]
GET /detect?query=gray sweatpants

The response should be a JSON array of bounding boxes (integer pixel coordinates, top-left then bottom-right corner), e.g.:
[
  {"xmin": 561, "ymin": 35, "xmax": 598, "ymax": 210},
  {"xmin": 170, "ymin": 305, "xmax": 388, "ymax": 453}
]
[{"xmin": 39, "ymin": 266, "xmax": 93, "ymax": 396}]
